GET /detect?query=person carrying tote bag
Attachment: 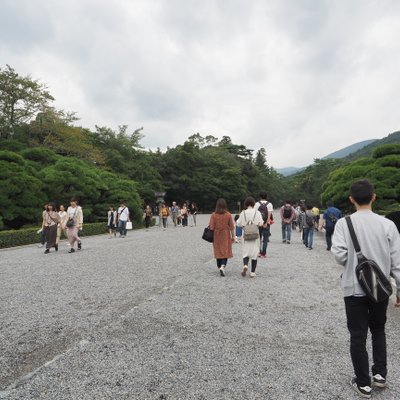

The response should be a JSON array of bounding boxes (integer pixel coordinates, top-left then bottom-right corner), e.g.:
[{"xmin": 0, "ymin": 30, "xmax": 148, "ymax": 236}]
[
  {"xmin": 209, "ymin": 198, "xmax": 235, "ymax": 277},
  {"xmin": 236, "ymin": 197, "xmax": 263, "ymax": 278}
]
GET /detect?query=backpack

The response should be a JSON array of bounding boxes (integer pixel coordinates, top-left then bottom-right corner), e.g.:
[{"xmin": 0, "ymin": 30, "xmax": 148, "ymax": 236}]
[
  {"xmin": 306, "ymin": 213, "xmax": 314, "ymax": 227},
  {"xmin": 283, "ymin": 205, "xmax": 292, "ymax": 219},
  {"xmin": 243, "ymin": 211, "xmax": 259, "ymax": 241},
  {"xmin": 328, "ymin": 213, "xmax": 338, "ymax": 224},
  {"xmin": 258, "ymin": 202, "xmax": 269, "ymax": 221}
]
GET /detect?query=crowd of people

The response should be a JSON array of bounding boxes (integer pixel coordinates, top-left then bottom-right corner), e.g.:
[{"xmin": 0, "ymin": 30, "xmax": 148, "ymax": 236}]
[
  {"xmin": 38, "ymin": 198, "xmax": 83, "ymax": 254},
  {"xmin": 36, "ymin": 180, "xmax": 400, "ymax": 399},
  {"xmin": 141, "ymin": 201, "xmax": 198, "ymax": 230},
  {"xmin": 207, "ymin": 181, "xmax": 400, "ymax": 399}
]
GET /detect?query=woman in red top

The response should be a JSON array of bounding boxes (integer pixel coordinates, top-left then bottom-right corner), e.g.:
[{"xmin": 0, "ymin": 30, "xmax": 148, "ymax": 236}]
[{"xmin": 209, "ymin": 198, "xmax": 235, "ymax": 277}]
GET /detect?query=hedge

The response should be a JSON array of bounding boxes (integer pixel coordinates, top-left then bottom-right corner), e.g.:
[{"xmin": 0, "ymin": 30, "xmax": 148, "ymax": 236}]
[{"xmin": 0, "ymin": 219, "xmax": 155, "ymax": 249}]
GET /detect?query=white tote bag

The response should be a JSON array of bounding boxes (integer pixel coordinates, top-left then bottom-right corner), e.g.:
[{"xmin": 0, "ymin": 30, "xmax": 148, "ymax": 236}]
[{"xmin": 126, "ymin": 221, "xmax": 133, "ymax": 230}]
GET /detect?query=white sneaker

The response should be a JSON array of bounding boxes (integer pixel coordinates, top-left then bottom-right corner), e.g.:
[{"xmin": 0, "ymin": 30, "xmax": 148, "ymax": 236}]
[
  {"xmin": 219, "ymin": 266, "xmax": 225, "ymax": 277},
  {"xmin": 250, "ymin": 272, "xmax": 256, "ymax": 278}
]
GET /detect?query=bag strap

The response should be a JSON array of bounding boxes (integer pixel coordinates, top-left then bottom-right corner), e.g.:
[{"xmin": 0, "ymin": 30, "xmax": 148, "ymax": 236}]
[
  {"xmin": 47, "ymin": 212, "xmax": 58, "ymax": 224},
  {"xmin": 345, "ymin": 216, "xmax": 363, "ymax": 258},
  {"xmin": 252, "ymin": 210, "xmax": 257, "ymax": 222}
]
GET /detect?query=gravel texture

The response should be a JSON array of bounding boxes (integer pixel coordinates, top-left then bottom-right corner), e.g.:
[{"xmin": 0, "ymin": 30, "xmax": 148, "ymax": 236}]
[{"xmin": 0, "ymin": 214, "xmax": 399, "ymax": 400}]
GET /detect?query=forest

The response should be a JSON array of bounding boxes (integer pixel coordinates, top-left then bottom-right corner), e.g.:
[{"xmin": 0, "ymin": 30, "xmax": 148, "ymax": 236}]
[{"xmin": 1, "ymin": 65, "xmax": 399, "ymax": 230}]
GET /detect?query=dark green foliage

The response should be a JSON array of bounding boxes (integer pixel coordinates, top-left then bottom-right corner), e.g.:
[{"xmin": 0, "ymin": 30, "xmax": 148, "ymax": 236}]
[
  {"xmin": 0, "ymin": 222, "xmax": 107, "ymax": 249},
  {"xmin": 372, "ymin": 144, "xmax": 400, "ymax": 159},
  {"xmin": 285, "ymin": 158, "xmax": 345, "ymax": 207},
  {"xmin": 0, "ymin": 150, "xmax": 46, "ymax": 228},
  {"xmin": 321, "ymin": 145, "xmax": 400, "ymax": 213}
]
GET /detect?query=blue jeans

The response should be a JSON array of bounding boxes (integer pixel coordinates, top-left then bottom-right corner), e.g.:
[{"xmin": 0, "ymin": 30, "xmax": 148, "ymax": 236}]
[
  {"xmin": 281, "ymin": 223, "xmax": 292, "ymax": 241},
  {"xmin": 304, "ymin": 227, "xmax": 314, "ymax": 248},
  {"xmin": 118, "ymin": 220, "xmax": 127, "ymax": 236},
  {"xmin": 259, "ymin": 226, "xmax": 270, "ymax": 255}
]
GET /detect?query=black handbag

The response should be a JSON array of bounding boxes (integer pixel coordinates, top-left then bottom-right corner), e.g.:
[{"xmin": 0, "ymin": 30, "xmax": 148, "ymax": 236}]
[
  {"xmin": 202, "ymin": 226, "xmax": 214, "ymax": 243},
  {"xmin": 345, "ymin": 216, "xmax": 393, "ymax": 303}
]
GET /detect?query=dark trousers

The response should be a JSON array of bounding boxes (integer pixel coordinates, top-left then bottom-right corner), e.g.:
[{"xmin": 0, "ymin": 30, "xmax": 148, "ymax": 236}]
[
  {"xmin": 344, "ymin": 296, "xmax": 388, "ymax": 387},
  {"xmin": 145, "ymin": 216, "xmax": 152, "ymax": 228},
  {"xmin": 243, "ymin": 257, "xmax": 257, "ymax": 273},
  {"xmin": 216, "ymin": 258, "xmax": 227, "ymax": 268},
  {"xmin": 325, "ymin": 226, "xmax": 334, "ymax": 250},
  {"xmin": 259, "ymin": 226, "xmax": 270, "ymax": 255}
]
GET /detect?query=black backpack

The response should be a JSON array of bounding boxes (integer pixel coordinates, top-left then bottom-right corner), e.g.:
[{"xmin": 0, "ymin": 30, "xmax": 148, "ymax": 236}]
[
  {"xmin": 306, "ymin": 213, "xmax": 314, "ymax": 227},
  {"xmin": 283, "ymin": 205, "xmax": 292, "ymax": 219},
  {"xmin": 258, "ymin": 202, "xmax": 269, "ymax": 221}
]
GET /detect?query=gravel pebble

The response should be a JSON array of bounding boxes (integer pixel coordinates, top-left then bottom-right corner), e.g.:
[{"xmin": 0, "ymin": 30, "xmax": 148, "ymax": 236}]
[{"xmin": 1, "ymin": 214, "xmax": 399, "ymax": 399}]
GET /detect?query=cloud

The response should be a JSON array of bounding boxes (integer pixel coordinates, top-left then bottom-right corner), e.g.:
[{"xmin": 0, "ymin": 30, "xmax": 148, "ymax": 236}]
[{"xmin": 1, "ymin": 0, "xmax": 400, "ymax": 167}]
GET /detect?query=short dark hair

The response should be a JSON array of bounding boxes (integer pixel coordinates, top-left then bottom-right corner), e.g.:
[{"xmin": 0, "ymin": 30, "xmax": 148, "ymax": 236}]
[
  {"xmin": 215, "ymin": 198, "xmax": 228, "ymax": 214},
  {"xmin": 285, "ymin": 200, "xmax": 291, "ymax": 205},
  {"xmin": 244, "ymin": 196, "xmax": 256, "ymax": 208},
  {"xmin": 259, "ymin": 191, "xmax": 268, "ymax": 200},
  {"xmin": 350, "ymin": 180, "xmax": 374, "ymax": 205},
  {"xmin": 70, "ymin": 198, "xmax": 78, "ymax": 203}
]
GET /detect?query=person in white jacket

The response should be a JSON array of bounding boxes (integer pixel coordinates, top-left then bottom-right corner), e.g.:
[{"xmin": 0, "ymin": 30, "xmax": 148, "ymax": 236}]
[
  {"xmin": 66, "ymin": 198, "xmax": 83, "ymax": 253},
  {"xmin": 331, "ymin": 180, "xmax": 400, "ymax": 399}
]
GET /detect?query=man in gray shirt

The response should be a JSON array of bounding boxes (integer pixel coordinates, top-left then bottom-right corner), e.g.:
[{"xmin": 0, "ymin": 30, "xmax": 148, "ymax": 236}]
[{"xmin": 332, "ymin": 180, "xmax": 400, "ymax": 399}]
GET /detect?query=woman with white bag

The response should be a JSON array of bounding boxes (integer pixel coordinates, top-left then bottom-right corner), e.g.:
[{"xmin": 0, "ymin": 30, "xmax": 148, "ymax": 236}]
[{"xmin": 236, "ymin": 197, "xmax": 263, "ymax": 278}]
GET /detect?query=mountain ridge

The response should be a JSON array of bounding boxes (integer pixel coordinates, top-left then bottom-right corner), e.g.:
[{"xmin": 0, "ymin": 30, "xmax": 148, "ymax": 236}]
[{"xmin": 276, "ymin": 132, "xmax": 400, "ymax": 176}]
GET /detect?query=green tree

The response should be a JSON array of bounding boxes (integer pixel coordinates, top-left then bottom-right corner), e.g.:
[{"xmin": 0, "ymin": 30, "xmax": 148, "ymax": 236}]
[
  {"xmin": 0, "ymin": 65, "xmax": 54, "ymax": 138},
  {"xmin": 0, "ymin": 150, "xmax": 45, "ymax": 228},
  {"xmin": 321, "ymin": 144, "xmax": 400, "ymax": 213}
]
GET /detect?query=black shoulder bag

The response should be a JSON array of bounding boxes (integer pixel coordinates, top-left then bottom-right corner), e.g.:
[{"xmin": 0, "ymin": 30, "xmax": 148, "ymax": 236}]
[
  {"xmin": 345, "ymin": 216, "xmax": 392, "ymax": 303},
  {"xmin": 202, "ymin": 226, "xmax": 214, "ymax": 243}
]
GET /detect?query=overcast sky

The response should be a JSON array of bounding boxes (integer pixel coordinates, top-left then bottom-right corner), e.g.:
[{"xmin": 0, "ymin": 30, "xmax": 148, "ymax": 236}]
[{"xmin": 1, "ymin": 0, "xmax": 400, "ymax": 168}]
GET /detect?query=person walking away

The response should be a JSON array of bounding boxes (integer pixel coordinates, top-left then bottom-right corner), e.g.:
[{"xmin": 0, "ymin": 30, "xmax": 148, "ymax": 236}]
[
  {"xmin": 312, "ymin": 205, "xmax": 320, "ymax": 230},
  {"xmin": 144, "ymin": 205, "xmax": 153, "ymax": 230},
  {"xmin": 236, "ymin": 197, "xmax": 264, "ymax": 277},
  {"xmin": 304, "ymin": 205, "xmax": 315, "ymax": 250},
  {"xmin": 234, "ymin": 214, "xmax": 242, "ymax": 243},
  {"xmin": 171, "ymin": 202, "xmax": 180, "ymax": 227},
  {"xmin": 209, "ymin": 198, "xmax": 235, "ymax": 277},
  {"xmin": 297, "ymin": 204, "xmax": 306, "ymax": 244},
  {"xmin": 66, "ymin": 198, "xmax": 83, "ymax": 253},
  {"xmin": 107, "ymin": 207, "xmax": 117, "ymax": 238},
  {"xmin": 323, "ymin": 200, "xmax": 341, "ymax": 250},
  {"xmin": 255, "ymin": 191, "xmax": 273, "ymax": 258},
  {"xmin": 190, "ymin": 202, "xmax": 198, "ymax": 226},
  {"xmin": 160, "ymin": 203, "xmax": 170, "ymax": 229},
  {"xmin": 56, "ymin": 204, "xmax": 68, "ymax": 245},
  {"xmin": 181, "ymin": 203, "xmax": 188, "ymax": 227},
  {"xmin": 331, "ymin": 180, "xmax": 400, "ymax": 398},
  {"xmin": 43, "ymin": 203, "xmax": 61, "ymax": 254},
  {"xmin": 280, "ymin": 201, "xmax": 296, "ymax": 244},
  {"xmin": 117, "ymin": 201, "xmax": 130, "ymax": 237},
  {"xmin": 38, "ymin": 203, "xmax": 48, "ymax": 248}
]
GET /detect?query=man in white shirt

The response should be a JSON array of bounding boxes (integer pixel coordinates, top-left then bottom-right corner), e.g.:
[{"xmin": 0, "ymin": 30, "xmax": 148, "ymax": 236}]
[
  {"xmin": 255, "ymin": 191, "xmax": 273, "ymax": 258},
  {"xmin": 117, "ymin": 201, "xmax": 130, "ymax": 238}
]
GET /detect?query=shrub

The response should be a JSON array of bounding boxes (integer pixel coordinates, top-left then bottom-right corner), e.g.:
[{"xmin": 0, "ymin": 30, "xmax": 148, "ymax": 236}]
[{"xmin": 0, "ymin": 220, "xmax": 152, "ymax": 249}]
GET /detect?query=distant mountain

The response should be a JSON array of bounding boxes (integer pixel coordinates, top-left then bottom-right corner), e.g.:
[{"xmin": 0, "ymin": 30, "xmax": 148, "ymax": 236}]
[
  {"xmin": 277, "ymin": 131, "xmax": 400, "ymax": 177},
  {"xmin": 276, "ymin": 166, "xmax": 305, "ymax": 177},
  {"xmin": 323, "ymin": 139, "xmax": 378, "ymax": 159},
  {"xmin": 344, "ymin": 131, "xmax": 400, "ymax": 161}
]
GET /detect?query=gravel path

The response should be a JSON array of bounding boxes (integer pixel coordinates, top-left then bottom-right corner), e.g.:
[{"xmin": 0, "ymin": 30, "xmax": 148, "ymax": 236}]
[{"xmin": 0, "ymin": 214, "xmax": 399, "ymax": 400}]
